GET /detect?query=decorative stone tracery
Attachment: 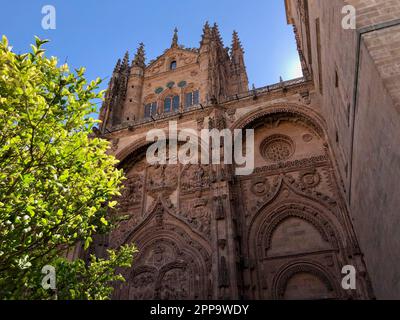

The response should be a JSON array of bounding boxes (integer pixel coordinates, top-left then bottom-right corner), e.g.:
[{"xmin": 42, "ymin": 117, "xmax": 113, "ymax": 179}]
[
  {"xmin": 100, "ymin": 89, "xmax": 371, "ymax": 300},
  {"xmin": 260, "ymin": 134, "xmax": 295, "ymax": 162}
]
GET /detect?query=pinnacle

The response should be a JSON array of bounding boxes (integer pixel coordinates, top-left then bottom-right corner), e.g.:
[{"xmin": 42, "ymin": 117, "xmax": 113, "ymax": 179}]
[
  {"xmin": 113, "ymin": 59, "xmax": 121, "ymax": 73},
  {"xmin": 122, "ymin": 51, "xmax": 129, "ymax": 67},
  {"xmin": 211, "ymin": 23, "xmax": 223, "ymax": 46},
  {"xmin": 171, "ymin": 27, "xmax": 178, "ymax": 48},
  {"xmin": 200, "ymin": 21, "xmax": 212, "ymax": 46},
  {"xmin": 132, "ymin": 42, "xmax": 146, "ymax": 68},
  {"xmin": 212, "ymin": 23, "xmax": 221, "ymax": 36},
  {"xmin": 232, "ymin": 30, "xmax": 243, "ymax": 51}
]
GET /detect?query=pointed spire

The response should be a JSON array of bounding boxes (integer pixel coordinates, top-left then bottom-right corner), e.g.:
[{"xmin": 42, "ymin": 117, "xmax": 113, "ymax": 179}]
[
  {"xmin": 113, "ymin": 59, "xmax": 121, "ymax": 73},
  {"xmin": 203, "ymin": 21, "xmax": 210, "ymax": 33},
  {"xmin": 132, "ymin": 42, "xmax": 146, "ymax": 68},
  {"xmin": 121, "ymin": 51, "xmax": 129, "ymax": 70},
  {"xmin": 212, "ymin": 22, "xmax": 219, "ymax": 32},
  {"xmin": 200, "ymin": 21, "xmax": 212, "ymax": 47},
  {"xmin": 211, "ymin": 23, "xmax": 225, "ymax": 51},
  {"xmin": 171, "ymin": 27, "xmax": 178, "ymax": 48},
  {"xmin": 212, "ymin": 23, "xmax": 223, "ymax": 43},
  {"xmin": 230, "ymin": 30, "xmax": 249, "ymax": 94},
  {"xmin": 203, "ymin": 21, "xmax": 211, "ymax": 38},
  {"xmin": 231, "ymin": 30, "xmax": 243, "ymax": 52}
]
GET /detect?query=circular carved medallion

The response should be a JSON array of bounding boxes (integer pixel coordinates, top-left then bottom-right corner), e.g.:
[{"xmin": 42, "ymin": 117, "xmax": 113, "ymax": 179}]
[
  {"xmin": 299, "ymin": 170, "xmax": 321, "ymax": 188},
  {"xmin": 250, "ymin": 177, "xmax": 270, "ymax": 196},
  {"xmin": 260, "ymin": 134, "xmax": 295, "ymax": 162}
]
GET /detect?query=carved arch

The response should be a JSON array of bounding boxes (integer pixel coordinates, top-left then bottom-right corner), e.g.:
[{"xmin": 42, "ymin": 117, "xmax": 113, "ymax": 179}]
[
  {"xmin": 257, "ymin": 206, "xmax": 338, "ymax": 259},
  {"xmin": 117, "ymin": 134, "xmax": 211, "ymax": 172},
  {"xmin": 117, "ymin": 195, "xmax": 212, "ymax": 300},
  {"xmin": 116, "ymin": 137, "xmax": 151, "ymax": 170},
  {"xmin": 247, "ymin": 178, "xmax": 347, "ymax": 261},
  {"xmin": 272, "ymin": 261, "xmax": 342, "ymax": 300},
  {"xmin": 249, "ymin": 200, "xmax": 343, "ymax": 261},
  {"xmin": 123, "ymin": 224, "xmax": 211, "ymax": 300},
  {"xmin": 230, "ymin": 102, "xmax": 328, "ymax": 139}
]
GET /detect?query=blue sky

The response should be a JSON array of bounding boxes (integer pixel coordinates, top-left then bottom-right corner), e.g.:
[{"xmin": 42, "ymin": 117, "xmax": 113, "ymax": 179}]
[{"xmin": 1, "ymin": 0, "xmax": 302, "ymax": 107}]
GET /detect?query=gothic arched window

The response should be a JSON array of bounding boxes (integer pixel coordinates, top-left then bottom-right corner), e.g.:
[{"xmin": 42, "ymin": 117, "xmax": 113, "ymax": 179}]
[
  {"xmin": 170, "ymin": 60, "xmax": 177, "ymax": 70},
  {"xmin": 185, "ymin": 90, "xmax": 199, "ymax": 109},
  {"xmin": 144, "ymin": 102, "xmax": 157, "ymax": 118},
  {"xmin": 164, "ymin": 95, "xmax": 180, "ymax": 113}
]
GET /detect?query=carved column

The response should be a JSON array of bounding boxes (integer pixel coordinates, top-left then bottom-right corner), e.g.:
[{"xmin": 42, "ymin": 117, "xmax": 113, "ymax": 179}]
[{"xmin": 211, "ymin": 178, "xmax": 239, "ymax": 299}]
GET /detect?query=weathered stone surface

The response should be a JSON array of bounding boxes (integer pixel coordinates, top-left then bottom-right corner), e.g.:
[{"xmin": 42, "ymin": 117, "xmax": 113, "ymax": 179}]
[
  {"xmin": 89, "ymin": 0, "xmax": 400, "ymax": 299},
  {"xmin": 286, "ymin": 0, "xmax": 400, "ymax": 299}
]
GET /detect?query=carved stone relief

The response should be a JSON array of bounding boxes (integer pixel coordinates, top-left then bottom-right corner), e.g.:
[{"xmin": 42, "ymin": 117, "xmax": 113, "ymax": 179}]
[
  {"xmin": 180, "ymin": 198, "xmax": 211, "ymax": 237},
  {"xmin": 299, "ymin": 169, "xmax": 321, "ymax": 189},
  {"xmin": 147, "ymin": 164, "xmax": 178, "ymax": 196},
  {"xmin": 250, "ymin": 177, "xmax": 270, "ymax": 197},
  {"xmin": 118, "ymin": 233, "xmax": 209, "ymax": 300},
  {"xmin": 260, "ymin": 134, "xmax": 295, "ymax": 162},
  {"xmin": 119, "ymin": 173, "xmax": 144, "ymax": 209},
  {"xmin": 181, "ymin": 165, "xmax": 211, "ymax": 193},
  {"xmin": 105, "ymin": 100, "xmax": 371, "ymax": 300}
]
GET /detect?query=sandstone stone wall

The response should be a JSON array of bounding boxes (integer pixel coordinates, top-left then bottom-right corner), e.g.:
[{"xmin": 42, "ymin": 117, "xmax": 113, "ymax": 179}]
[
  {"xmin": 91, "ymin": 5, "xmax": 387, "ymax": 299},
  {"xmin": 286, "ymin": 0, "xmax": 400, "ymax": 299}
]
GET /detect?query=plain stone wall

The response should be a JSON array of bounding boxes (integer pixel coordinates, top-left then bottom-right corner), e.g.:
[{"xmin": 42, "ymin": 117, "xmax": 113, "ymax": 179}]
[
  {"xmin": 352, "ymin": 39, "xmax": 400, "ymax": 299},
  {"xmin": 288, "ymin": 0, "xmax": 400, "ymax": 298},
  {"xmin": 347, "ymin": 0, "xmax": 400, "ymax": 29},
  {"xmin": 363, "ymin": 25, "xmax": 400, "ymax": 110}
]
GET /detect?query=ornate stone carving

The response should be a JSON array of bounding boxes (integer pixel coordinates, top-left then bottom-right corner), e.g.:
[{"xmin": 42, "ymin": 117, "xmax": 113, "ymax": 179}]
[
  {"xmin": 225, "ymin": 108, "xmax": 237, "ymax": 122},
  {"xmin": 146, "ymin": 57, "xmax": 166, "ymax": 76},
  {"xmin": 119, "ymin": 174, "xmax": 143, "ymax": 209},
  {"xmin": 208, "ymin": 111, "xmax": 227, "ymax": 130},
  {"xmin": 154, "ymin": 205, "xmax": 165, "ymax": 228},
  {"xmin": 181, "ymin": 198, "xmax": 211, "ymax": 237},
  {"xmin": 231, "ymin": 105, "xmax": 325, "ymax": 138},
  {"xmin": 250, "ymin": 155, "xmax": 328, "ymax": 175},
  {"xmin": 214, "ymin": 196, "xmax": 226, "ymax": 220},
  {"xmin": 120, "ymin": 235, "xmax": 208, "ymax": 300},
  {"xmin": 147, "ymin": 164, "xmax": 178, "ymax": 196},
  {"xmin": 299, "ymin": 169, "xmax": 321, "ymax": 189},
  {"xmin": 145, "ymin": 243, "xmax": 174, "ymax": 267},
  {"xmin": 273, "ymin": 262, "xmax": 337, "ymax": 300},
  {"xmin": 158, "ymin": 266, "xmax": 190, "ymax": 300},
  {"xmin": 181, "ymin": 165, "xmax": 210, "ymax": 193},
  {"xmin": 260, "ymin": 134, "xmax": 295, "ymax": 162},
  {"xmin": 99, "ymin": 19, "xmax": 374, "ymax": 300},
  {"xmin": 129, "ymin": 270, "xmax": 156, "ymax": 300},
  {"xmin": 250, "ymin": 177, "xmax": 270, "ymax": 196},
  {"xmin": 252, "ymin": 202, "xmax": 340, "ymax": 260}
]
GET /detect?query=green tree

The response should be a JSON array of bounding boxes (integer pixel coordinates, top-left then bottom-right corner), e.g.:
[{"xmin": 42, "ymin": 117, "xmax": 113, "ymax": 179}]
[{"xmin": 0, "ymin": 36, "xmax": 136, "ymax": 299}]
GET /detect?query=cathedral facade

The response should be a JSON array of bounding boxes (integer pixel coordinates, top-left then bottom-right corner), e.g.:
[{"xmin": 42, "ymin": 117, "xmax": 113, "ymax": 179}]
[{"xmin": 89, "ymin": 0, "xmax": 400, "ymax": 300}]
